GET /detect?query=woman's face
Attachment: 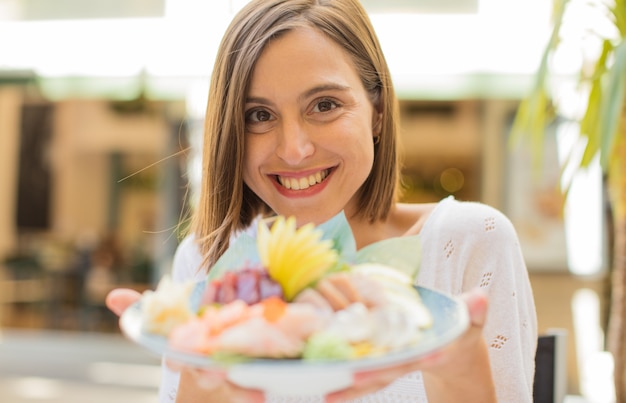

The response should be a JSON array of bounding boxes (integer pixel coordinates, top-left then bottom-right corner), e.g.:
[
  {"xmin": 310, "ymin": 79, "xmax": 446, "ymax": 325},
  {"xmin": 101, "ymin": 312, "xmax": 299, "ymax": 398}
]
[{"xmin": 242, "ymin": 26, "xmax": 379, "ymax": 225}]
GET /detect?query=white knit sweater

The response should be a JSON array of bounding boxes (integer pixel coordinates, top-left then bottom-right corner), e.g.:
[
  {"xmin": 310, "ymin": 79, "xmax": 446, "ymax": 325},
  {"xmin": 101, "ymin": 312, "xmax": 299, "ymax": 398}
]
[{"xmin": 159, "ymin": 197, "xmax": 537, "ymax": 402}]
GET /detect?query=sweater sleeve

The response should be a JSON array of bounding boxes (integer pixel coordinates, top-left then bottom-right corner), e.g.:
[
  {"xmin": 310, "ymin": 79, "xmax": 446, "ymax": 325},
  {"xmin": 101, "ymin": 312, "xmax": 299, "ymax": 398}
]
[
  {"xmin": 418, "ymin": 199, "xmax": 538, "ymax": 402},
  {"xmin": 158, "ymin": 234, "xmax": 203, "ymax": 402},
  {"xmin": 171, "ymin": 234, "xmax": 205, "ymax": 284}
]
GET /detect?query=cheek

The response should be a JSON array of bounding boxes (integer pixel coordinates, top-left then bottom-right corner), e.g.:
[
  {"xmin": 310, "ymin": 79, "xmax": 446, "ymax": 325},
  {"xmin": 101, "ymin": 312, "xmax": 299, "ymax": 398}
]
[
  {"xmin": 242, "ymin": 140, "xmax": 254, "ymax": 184},
  {"xmin": 242, "ymin": 151, "xmax": 255, "ymax": 186},
  {"xmin": 332, "ymin": 120, "xmax": 374, "ymax": 157},
  {"xmin": 242, "ymin": 138, "xmax": 267, "ymax": 186}
]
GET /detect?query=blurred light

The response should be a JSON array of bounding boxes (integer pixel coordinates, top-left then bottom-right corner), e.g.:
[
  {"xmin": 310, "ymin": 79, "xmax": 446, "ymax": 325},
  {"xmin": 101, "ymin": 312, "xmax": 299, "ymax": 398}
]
[
  {"xmin": 439, "ymin": 167, "xmax": 464, "ymax": 193},
  {"xmin": 185, "ymin": 79, "xmax": 210, "ymax": 119},
  {"xmin": 87, "ymin": 362, "xmax": 161, "ymax": 388},
  {"xmin": 0, "ymin": 0, "xmax": 553, "ymax": 99},
  {"xmin": 0, "ymin": 1, "xmax": 234, "ymax": 79},
  {"xmin": 0, "ymin": 1, "xmax": 19, "ymax": 20},
  {"xmin": 11, "ymin": 377, "xmax": 62, "ymax": 399},
  {"xmin": 552, "ymin": 0, "xmax": 620, "ymax": 76},
  {"xmin": 571, "ymin": 288, "xmax": 615, "ymax": 402},
  {"xmin": 371, "ymin": 0, "xmax": 551, "ymax": 78},
  {"xmin": 556, "ymin": 123, "xmax": 605, "ymax": 276},
  {"xmin": 0, "ymin": 18, "xmax": 162, "ymax": 77},
  {"xmin": 184, "ymin": 79, "xmax": 209, "ymax": 201}
]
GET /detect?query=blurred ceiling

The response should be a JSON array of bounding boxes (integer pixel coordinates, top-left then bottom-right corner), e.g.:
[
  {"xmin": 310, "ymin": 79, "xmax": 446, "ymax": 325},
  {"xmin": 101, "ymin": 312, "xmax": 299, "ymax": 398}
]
[
  {"xmin": 0, "ymin": 0, "xmax": 165, "ymax": 20},
  {"xmin": 0, "ymin": 0, "xmax": 477, "ymax": 21},
  {"xmin": 0, "ymin": 0, "xmax": 553, "ymax": 101},
  {"xmin": 361, "ymin": 0, "xmax": 478, "ymax": 14}
]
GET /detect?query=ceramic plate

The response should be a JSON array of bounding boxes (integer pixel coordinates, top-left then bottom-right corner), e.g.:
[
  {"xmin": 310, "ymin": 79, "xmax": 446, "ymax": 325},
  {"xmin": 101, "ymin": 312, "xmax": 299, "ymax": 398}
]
[{"xmin": 120, "ymin": 282, "xmax": 469, "ymax": 396}]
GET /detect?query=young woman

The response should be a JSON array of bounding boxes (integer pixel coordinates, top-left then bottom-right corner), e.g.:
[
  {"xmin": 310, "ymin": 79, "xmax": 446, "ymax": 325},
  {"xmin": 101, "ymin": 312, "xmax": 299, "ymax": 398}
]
[{"xmin": 107, "ymin": 0, "xmax": 537, "ymax": 401}]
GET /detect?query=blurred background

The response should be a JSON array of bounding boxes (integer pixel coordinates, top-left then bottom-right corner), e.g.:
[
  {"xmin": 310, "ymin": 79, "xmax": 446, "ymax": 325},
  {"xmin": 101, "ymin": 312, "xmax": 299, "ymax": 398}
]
[{"xmin": 0, "ymin": 0, "xmax": 618, "ymax": 402}]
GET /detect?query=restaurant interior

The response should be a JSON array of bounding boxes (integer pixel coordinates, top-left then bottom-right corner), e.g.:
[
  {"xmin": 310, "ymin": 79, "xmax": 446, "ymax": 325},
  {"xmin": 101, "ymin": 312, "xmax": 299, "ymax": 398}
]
[{"xmin": 0, "ymin": 0, "xmax": 618, "ymax": 402}]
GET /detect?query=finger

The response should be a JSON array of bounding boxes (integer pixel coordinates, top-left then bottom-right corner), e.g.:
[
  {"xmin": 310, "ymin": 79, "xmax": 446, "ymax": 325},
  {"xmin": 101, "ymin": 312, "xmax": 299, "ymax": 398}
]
[
  {"xmin": 223, "ymin": 379, "xmax": 265, "ymax": 403},
  {"xmin": 188, "ymin": 368, "xmax": 265, "ymax": 403},
  {"xmin": 187, "ymin": 367, "xmax": 227, "ymax": 390},
  {"xmin": 461, "ymin": 288, "xmax": 489, "ymax": 328},
  {"xmin": 164, "ymin": 358, "xmax": 185, "ymax": 372},
  {"xmin": 105, "ymin": 288, "xmax": 142, "ymax": 316},
  {"xmin": 327, "ymin": 369, "xmax": 396, "ymax": 403}
]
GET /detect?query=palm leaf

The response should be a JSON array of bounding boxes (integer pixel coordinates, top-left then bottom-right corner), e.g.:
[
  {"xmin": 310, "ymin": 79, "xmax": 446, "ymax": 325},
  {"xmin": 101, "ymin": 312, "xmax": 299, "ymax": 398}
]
[
  {"xmin": 509, "ymin": 0, "xmax": 569, "ymax": 173},
  {"xmin": 579, "ymin": 39, "xmax": 612, "ymax": 167},
  {"xmin": 611, "ymin": 0, "xmax": 626, "ymax": 36},
  {"xmin": 598, "ymin": 39, "xmax": 626, "ymax": 168},
  {"xmin": 512, "ymin": 0, "xmax": 625, "ymax": 178}
]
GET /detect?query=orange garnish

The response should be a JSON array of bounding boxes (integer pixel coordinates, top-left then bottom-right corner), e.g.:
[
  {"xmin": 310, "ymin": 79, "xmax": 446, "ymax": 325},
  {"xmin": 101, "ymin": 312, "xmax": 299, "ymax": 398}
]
[{"xmin": 261, "ymin": 296, "xmax": 287, "ymax": 323}]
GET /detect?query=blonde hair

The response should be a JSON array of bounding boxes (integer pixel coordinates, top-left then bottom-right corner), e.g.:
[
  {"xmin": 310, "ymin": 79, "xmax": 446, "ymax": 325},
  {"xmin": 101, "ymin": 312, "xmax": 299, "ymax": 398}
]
[{"xmin": 192, "ymin": 0, "xmax": 401, "ymax": 271}]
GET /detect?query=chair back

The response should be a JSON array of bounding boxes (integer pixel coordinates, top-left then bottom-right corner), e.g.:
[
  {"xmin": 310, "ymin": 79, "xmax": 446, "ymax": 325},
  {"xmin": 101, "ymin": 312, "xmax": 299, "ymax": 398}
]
[{"xmin": 533, "ymin": 329, "xmax": 567, "ymax": 403}]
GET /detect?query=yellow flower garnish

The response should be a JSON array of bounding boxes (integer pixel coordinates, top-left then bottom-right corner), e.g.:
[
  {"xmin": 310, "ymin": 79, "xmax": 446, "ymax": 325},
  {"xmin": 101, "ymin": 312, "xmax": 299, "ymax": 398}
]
[{"xmin": 257, "ymin": 216, "xmax": 338, "ymax": 300}]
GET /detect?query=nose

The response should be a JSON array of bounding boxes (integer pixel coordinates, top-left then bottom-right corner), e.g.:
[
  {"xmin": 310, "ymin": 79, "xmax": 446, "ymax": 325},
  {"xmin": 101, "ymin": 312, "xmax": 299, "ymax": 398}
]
[{"xmin": 275, "ymin": 117, "xmax": 314, "ymax": 165}]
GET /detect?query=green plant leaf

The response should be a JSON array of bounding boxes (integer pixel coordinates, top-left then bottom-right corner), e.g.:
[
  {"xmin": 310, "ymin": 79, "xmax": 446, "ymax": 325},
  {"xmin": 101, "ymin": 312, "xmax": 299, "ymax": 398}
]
[
  {"xmin": 611, "ymin": 0, "xmax": 626, "ymax": 37},
  {"xmin": 317, "ymin": 211, "xmax": 357, "ymax": 258},
  {"xmin": 598, "ymin": 40, "xmax": 626, "ymax": 169},
  {"xmin": 353, "ymin": 235, "xmax": 422, "ymax": 279},
  {"xmin": 510, "ymin": 0, "xmax": 626, "ymax": 190},
  {"xmin": 208, "ymin": 232, "xmax": 259, "ymax": 281},
  {"xmin": 509, "ymin": 0, "xmax": 569, "ymax": 174},
  {"xmin": 207, "ymin": 210, "xmax": 423, "ymax": 283},
  {"xmin": 209, "ymin": 212, "xmax": 357, "ymax": 282},
  {"xmin": 579, "ymin": 75, "xmax": 603, "ymax": 167},
  {"xmin": 579, "ymin": 38, "xmax": 613, "ymax": 167}
]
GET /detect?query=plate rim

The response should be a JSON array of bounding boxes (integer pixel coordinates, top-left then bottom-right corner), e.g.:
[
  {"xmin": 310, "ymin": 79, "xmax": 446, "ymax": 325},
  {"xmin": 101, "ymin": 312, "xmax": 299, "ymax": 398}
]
[{"xmin": 120, "ymin": 284, "xmax": 469, "ymax": 373}]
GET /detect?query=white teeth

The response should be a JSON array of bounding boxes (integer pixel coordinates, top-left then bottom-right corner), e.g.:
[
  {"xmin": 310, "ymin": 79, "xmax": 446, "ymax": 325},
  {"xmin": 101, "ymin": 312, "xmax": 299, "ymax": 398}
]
[{"xmin": 278, "ymin": 170, "xmax": 328, "ymax": 190}]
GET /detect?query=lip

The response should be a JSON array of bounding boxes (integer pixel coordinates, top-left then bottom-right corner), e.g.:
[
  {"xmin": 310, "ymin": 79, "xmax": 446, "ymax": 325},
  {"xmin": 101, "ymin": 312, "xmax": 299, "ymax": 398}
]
[{"xmin": 270, "ymin": 167, "xmax": 335, "ymax": 198}]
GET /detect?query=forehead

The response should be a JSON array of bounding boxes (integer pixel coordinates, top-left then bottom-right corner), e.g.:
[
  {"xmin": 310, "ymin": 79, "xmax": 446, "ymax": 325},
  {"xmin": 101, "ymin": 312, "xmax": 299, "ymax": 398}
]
[{"xmin": 248, "ymin": 26, "xmax": 362, "ymax": 94}]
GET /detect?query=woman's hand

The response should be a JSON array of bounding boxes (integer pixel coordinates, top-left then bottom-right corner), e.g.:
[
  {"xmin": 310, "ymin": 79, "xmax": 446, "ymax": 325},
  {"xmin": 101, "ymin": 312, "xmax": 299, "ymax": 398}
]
[
  {"xmin": 326, "ymin": 289, "xmax": 496, "ymax": 403},
  {"xmin": 175, "ymin": 367, "xmax": 265, "ymax": 403},
  {"xmin": 105, "ymin": 287, "xmax": 496, "ymax": 402},
  {"xmin": 105, "ymin": 288, "xmax": 264, "ymax": 402},
  {"xmin": 105, "ymin": 288, "xmax": 142, "ymax": 316}
]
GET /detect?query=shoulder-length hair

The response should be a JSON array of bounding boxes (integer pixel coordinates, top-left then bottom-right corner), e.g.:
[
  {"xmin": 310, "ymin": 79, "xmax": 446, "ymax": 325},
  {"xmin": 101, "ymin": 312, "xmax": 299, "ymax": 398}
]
[{"xmin": 192, "ymin": 0, "xmax": 402, "ymax": 271}]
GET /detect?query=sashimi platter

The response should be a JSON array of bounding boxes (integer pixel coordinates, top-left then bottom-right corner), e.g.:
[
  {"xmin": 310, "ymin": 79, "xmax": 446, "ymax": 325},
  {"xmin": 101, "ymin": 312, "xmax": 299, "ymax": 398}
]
[{"xmin": 120, "ymin": 212, "xmax": 469, "ymax": 396}]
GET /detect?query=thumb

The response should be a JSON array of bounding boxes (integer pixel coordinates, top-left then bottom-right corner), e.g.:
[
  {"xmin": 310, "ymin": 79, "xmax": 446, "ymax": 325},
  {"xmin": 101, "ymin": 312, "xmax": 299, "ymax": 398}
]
[
  {"xmin": 461, "ymin": 288, "xmax": 489, "ymax": 328},
  {"xmin": 105, "ymin": 288, "xmax": 142, "ymax": 316}
]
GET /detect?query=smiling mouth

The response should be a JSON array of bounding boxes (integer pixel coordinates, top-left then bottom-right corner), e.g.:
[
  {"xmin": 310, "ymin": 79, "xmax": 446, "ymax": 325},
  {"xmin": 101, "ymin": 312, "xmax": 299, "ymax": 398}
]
[{"xmin": 276, "ymin": 169, "xmax": 331, "ymax": 190}]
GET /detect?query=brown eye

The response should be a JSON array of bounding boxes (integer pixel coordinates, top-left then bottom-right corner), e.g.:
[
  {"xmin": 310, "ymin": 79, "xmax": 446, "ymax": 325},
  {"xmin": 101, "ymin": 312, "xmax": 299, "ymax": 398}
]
[
  {"xmin": 247, "ymin": 109, "xmax": 272, "ymax": 122},
  {"xmin": 313, "ymin": 99, "xmax": 338, "ymax": 113}
]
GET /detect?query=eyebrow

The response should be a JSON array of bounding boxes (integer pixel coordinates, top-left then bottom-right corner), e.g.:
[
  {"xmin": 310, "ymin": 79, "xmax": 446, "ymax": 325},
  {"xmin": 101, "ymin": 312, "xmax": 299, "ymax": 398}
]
[
  {"xmin": 301, "ymin": 83, "xmax": 351, "ymax": 100},
  {"xmin": 245, "ymin": 83, "xmax": 351, "ymax": 105}
]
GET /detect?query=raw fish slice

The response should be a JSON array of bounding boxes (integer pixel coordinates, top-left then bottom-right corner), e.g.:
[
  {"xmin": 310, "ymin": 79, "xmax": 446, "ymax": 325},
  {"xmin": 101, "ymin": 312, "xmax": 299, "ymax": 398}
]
[
  {"xmin": 324, "ymin": 273, "xmax": 363, "ymax": 304},
  {"xmin": 217, "ymin": 317, "xmax": 304, "ymax": 358},
  {"xmin": 271, "ymin": 302, "xmax": 330, "ymax": 339},
  {"xmin": 315, "ymin": 278, "xmax": 351, "ymax": 311},
  {"xmin": 168, "ymin": 318, "xmax": 219, "ymax": 355},
  {"xmin": 293, "ymin": 288, "xmax": 334, "ymax": 311}
]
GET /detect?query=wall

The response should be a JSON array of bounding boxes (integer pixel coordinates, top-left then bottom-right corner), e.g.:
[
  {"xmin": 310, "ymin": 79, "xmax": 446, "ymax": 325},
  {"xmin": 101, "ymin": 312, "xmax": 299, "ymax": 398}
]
[
  {"xmin": 50, "ymin": 99, "xmax": 169, "ymax": 245},
  {"xmin": 0, "ymin": 87, "xmax": 22, "ymax": 258}
]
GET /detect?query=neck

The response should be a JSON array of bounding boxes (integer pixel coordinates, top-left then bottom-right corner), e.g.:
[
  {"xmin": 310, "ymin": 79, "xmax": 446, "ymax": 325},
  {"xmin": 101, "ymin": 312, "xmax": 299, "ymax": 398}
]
[
  {"xmin": 346, "ymin": 211, "xmax": 394, "ymax": 250},
  {"xmin": 346, "ymin": 202, "xmax": 434, "ymax": 249}
]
